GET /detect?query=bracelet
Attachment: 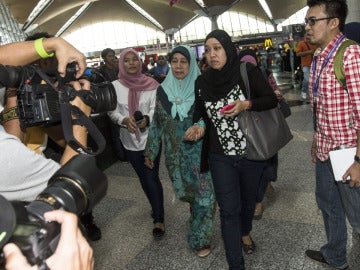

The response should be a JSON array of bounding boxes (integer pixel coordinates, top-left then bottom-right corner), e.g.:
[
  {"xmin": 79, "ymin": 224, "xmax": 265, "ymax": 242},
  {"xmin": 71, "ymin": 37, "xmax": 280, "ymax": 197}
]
[
  {"xmin": 34, "ymin": 38, "xmax": 54, "ymax": 59},
  {"xmin": 354, "ymin": 155, "xmax": 360, "ymax": 164},
  {"xmin": 0, "ymin": 106, "xmax": 19, "ymax": 124}
]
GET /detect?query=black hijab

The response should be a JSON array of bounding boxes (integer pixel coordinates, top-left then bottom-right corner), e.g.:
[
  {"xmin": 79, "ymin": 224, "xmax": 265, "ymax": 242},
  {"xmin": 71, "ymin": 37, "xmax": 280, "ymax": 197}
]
[{"xmin": 196, "ymin": 29, "xmax": 240, "ymax": 101}]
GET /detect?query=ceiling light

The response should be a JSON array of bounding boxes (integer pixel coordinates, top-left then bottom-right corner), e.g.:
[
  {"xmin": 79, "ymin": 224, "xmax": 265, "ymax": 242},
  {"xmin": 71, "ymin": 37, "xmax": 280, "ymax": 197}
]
[
  {"xmin": 257, "ymin": 0, "xmax": 273, "ymax": 20},
  {"xmin": 194, "ymin": 0, "xmax": 206, "ymax": 8},
  {"xmin": 22, "ymin": 0, "xmax": 54, "ymax": 31},
  {"xmin": 125, "ymin": 0, "xmax": 163, "ymax": 30}
]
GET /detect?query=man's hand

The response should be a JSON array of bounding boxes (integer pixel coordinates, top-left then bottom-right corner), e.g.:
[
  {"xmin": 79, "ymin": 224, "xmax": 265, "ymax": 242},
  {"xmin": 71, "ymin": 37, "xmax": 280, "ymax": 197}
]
[
  {"xmin": 3, "ymin": 210, "xmax": 94, "ymax": 270},
  {"xmin": 343, "ymin": 162, "xmax": 360, "ymax": 188}
]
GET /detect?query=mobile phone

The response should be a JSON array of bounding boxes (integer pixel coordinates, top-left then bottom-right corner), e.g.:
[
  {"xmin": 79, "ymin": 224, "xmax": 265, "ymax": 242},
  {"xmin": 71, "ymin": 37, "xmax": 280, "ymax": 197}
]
[{"xmin": 220, "ymin": 104, "xmax": 235, "ymax": 114}]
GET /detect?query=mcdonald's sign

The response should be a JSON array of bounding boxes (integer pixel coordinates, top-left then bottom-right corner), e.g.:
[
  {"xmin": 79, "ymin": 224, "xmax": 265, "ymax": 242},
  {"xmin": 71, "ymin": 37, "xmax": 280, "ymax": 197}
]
[{"xmin": 264, "ymin": 38, "xmax": 273, "ymax": 47}]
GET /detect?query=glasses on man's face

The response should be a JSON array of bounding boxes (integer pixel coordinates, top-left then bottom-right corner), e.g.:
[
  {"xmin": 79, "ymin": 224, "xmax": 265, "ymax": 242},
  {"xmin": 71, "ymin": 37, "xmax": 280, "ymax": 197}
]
[{"xmin": 304, "ymin": 17, "xmax": 336, "ymax": 26}]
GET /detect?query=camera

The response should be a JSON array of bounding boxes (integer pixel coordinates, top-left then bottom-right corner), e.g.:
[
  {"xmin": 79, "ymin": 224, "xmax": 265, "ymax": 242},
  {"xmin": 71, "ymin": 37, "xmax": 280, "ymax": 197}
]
[
  {"xmin": 0, "ymin": 154, "xmax": 107, "ymax": 266},
  {"xmin": 0, "ymin": 62, "xmax": 117, "ymax": 129}
]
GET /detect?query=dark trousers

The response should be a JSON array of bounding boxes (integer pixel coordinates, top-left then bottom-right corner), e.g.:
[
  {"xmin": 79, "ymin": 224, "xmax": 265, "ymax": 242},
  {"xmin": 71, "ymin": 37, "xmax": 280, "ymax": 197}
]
[
  {"xmin": 125, "ymin": 148, "xmax": 164, "ymax": 224},
  {"xmin": 256, "ymin": 154, "xmax": 278, "ymax": 203},
  {"xmin": 110, "ymin": 122, "xmax": 127, "ymax": 161},
  {"xmin": 209, "ymin": 153, "xmax": 266, "ymax": 270}
]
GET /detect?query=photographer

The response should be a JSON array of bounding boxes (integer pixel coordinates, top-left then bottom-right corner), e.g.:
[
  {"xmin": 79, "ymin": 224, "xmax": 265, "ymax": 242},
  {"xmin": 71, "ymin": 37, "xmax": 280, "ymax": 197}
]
[
  {"xmin": 3, "ymin": 210, "xmax": 94, "ymax": 270},
  {"xmin": 0, "ymin": 38, "xmax": 95, "ymax": 266}
]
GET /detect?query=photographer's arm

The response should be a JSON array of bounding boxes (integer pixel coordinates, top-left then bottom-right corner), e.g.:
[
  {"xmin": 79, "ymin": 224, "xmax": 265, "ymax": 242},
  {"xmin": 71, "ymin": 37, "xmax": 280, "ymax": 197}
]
[
  {"xmin": 2, "ymin": 90, "xmax": 25, "ymax": 141},
  {"xmin": 3, "ymin": 210, "xmax": 94, "ymax": 270},
  {"xmin": 0, "ymin": 37, "xmax": 86, "ymax": 78},
  {"xmin": 60, "ymin": 79, "xmax": 91, "ymax": 165}
]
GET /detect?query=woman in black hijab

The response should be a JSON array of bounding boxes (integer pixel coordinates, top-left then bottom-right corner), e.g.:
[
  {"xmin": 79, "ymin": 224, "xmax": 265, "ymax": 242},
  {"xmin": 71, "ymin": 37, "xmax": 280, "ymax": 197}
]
[{"xmin": 186, "ymin": 30, "xmax": 277, "ymax": 270}]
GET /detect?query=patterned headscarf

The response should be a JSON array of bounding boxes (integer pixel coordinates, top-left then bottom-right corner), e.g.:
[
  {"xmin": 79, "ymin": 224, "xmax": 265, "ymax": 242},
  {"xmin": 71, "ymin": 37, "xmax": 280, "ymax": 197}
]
[
  {"xmin": 161, "ymin": 45, "xmax": 200, "ymax": 121},
  {"xmin": 117, "ymin": 48, "xmax": 159, "ymax": 117}
]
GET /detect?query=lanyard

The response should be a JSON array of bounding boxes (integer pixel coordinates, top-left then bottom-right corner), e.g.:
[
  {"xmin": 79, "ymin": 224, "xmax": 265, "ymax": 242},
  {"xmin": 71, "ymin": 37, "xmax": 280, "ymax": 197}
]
[{"xmin": 311, "ymin": 34, "xmax": 346, "ymax": 97}]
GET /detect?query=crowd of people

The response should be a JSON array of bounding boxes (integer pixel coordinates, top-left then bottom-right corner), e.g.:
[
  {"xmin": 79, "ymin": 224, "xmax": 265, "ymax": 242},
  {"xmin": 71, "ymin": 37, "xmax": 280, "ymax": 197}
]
[{"xmin": 0, "ymin": 0, "xmax": 359, "ymax": 270}]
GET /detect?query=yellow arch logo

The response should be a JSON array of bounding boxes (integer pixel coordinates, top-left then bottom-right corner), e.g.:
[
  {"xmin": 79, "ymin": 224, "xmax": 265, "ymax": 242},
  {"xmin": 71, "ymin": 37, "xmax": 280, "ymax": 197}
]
[{"xmin": 264, "ymin": 38, "xmax": 273, "ymax": 47}]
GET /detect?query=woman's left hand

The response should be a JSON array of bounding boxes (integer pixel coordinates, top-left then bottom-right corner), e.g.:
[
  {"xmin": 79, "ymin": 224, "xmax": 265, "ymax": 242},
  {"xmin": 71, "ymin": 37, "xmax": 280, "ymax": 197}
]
[
  {"xmin": 222, "ymin": 100, "xmax": 251, "ymax": 117},
  {"xmin": 183, "ymin": 125, "xmax": 204, "ymax": 141}
]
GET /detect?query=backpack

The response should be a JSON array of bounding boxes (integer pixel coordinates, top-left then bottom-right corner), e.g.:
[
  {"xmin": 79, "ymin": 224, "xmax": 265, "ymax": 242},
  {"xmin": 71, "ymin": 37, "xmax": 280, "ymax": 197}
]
[{"xmin": 334, "ymin": 39, "xmax": 358, "ymax": 89}]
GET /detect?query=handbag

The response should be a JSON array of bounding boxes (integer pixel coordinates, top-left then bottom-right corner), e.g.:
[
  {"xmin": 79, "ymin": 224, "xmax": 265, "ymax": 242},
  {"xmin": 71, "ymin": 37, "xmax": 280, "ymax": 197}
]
[
  {"xmin": 237, "ymin": 62, "xmax": 293, "ymax": 160},
  {"xmin": 279, "ymin": 98, "xmax": 291, "ymax": 118}
]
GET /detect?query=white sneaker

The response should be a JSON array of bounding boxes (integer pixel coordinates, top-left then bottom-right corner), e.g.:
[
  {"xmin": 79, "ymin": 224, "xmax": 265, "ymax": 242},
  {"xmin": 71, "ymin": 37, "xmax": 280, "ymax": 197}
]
[{"xmin": 301, "ymin": 92, "xmax": 307, "ymax": 99}]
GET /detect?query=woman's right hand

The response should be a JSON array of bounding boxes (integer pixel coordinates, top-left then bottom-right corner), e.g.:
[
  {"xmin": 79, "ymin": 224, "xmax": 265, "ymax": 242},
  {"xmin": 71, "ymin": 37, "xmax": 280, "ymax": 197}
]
[{"xmin": 122, "ymin": 117, "xmax": 137, "ymax": 133}]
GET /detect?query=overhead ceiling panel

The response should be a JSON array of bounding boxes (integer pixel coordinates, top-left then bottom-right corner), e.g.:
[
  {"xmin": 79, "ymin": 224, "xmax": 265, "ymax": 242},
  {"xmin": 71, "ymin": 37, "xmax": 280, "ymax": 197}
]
[{"xmin": 4, "ymin": 0, "xmax": 307, "ymax": 37}]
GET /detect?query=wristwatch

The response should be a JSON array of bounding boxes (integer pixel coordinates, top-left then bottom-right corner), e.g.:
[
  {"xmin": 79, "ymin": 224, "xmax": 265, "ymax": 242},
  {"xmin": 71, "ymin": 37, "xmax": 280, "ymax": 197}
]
[{"xmin": 354, "ymin": 155, "xmax": 360, "ymax": 164}]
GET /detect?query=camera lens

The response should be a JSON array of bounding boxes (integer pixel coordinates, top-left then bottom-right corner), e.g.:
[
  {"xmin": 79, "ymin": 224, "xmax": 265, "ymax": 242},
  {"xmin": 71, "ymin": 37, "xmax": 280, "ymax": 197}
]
[
  {"xmin": 89, "ymin": 82, "xmax": 117, "ymax": 114},
  {"xmin": 26, "ymin": 155, "xmax": 107, "ymax": 220}
]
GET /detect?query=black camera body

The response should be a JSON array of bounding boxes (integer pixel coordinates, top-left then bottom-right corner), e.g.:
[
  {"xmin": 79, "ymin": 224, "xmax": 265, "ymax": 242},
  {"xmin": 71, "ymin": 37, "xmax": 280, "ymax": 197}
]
[
  {"xmin": 0, "ymin": 154, "xmax": 108, "ymax": 266},
  {"xmin": 0, "ymin": 62, "xmax": 117, "ymax": 129}
]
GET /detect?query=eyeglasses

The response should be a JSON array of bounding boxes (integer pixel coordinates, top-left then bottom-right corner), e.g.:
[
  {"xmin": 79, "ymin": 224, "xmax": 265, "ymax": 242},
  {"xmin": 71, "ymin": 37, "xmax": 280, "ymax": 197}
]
[{"xmin": 304, "ymin": 17, "xmax": 336, "ymax": 26}]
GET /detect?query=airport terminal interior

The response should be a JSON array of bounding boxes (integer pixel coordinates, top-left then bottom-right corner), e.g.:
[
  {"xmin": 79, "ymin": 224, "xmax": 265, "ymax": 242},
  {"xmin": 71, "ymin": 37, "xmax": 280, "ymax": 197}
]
[
  {"xmin": 1, "ymin": 0, "xmax": 360, "ymax": 269},
  {"xmin": 89, "ymin": 74, "xmax": 360, "ymax": 270}
]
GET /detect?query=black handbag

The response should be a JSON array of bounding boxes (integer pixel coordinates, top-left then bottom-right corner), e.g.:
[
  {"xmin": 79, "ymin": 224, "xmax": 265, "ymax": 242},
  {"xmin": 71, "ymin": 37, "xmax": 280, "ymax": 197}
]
[
  {"xmin": 237, "ymin": 62, "xmax": 293, "ymax": 160},
  {"xmin": 279, "ymin": 98, "xmax": 291, "ymax": 118}
]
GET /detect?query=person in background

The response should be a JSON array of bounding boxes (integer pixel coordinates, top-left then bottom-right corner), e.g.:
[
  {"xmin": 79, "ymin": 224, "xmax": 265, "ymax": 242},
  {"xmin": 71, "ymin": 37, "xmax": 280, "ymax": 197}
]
[
  {"xmin": 189, "ymin": 29, "xmax": 277, "ymax": 270},
  {"xmin": 296, "ymin": 37, "xmax": 318, "ymax": 100},
  {"xmin": 98, "ymin": 48, "xmax": 118, "ymax": 82},
  {"xmin": 145, "ymin": 45, "xmax": 216, "ymax": 257},
  {"xmin": 107, "ymin": 48, "xmax": 165, "ymax": 238},
  {"xmin": 304, "ymin": 0, "xmax": 360, "ymax": 269},
  {"xmin": 148, "ymin": 55, "xmax": 170, "ymax": 83},
  {"xmin": 147, "ymin": 57, "xmax": 156, "ymax": 71},
  {"xmin": 3, "ymin": 209, "xmax": 94, "ymax": 270},
  {"xmin": 238, "ymin": 49, "xmax": 285, "ymax": 220}
]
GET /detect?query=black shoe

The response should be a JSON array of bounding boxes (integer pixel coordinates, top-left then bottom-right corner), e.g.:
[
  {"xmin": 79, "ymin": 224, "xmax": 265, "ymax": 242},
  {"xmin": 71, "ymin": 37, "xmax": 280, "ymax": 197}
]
[
  {"xmin": 80, "ymin": 213, "xmax": 102, "ymax": 241},
  {"xmin": 152, "ymin": 223, "xmax": 165, "ymax": 239},
  {"xmin": 305, "ymin": 250, "xmax": 349, "ymax": 269}
]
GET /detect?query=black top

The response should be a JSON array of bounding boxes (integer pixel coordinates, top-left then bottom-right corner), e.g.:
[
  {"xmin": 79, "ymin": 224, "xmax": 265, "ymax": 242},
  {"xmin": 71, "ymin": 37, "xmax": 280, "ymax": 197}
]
[{"xmin": 193, "ymin": 63, "xmax": 277, "ymax": 172}]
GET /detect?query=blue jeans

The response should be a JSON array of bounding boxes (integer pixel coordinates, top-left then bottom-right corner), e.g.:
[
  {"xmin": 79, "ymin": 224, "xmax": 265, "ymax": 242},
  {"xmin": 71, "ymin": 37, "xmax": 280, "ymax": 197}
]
[
  {"xmin": 209, "ymin": 153, "xmax": 266, "ymax": 270},
  {"xmin": 301, "ymin": 66, "xmax": 310, "ymax": 95},
  {"xmin": 315, "ymin": 158, "xmax": 360, "ymax": 267},
  {"xmin": 125, "ymin": 148, "xmax": 164, "ymax": 224}
]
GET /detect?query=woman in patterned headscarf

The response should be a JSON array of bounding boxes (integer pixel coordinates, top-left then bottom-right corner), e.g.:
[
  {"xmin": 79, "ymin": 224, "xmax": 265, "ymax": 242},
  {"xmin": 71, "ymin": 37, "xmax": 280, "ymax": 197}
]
[
  {"xmin": 107, "ymin": 48, "xmax": 165, "ymax": 238},
  {"xmin": 189, "ymin": 30, "xmax": 277, "ymax": 270},
  {"xmin": 144, "ymin": 45, "xmax": 216, "ymax": 257}
]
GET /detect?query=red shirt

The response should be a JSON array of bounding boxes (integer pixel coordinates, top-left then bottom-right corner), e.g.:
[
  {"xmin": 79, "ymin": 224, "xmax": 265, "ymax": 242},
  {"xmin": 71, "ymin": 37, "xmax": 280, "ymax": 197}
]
[{"xmin": 309, "ymin": 33, "xmax": 360, "ymax": 161}]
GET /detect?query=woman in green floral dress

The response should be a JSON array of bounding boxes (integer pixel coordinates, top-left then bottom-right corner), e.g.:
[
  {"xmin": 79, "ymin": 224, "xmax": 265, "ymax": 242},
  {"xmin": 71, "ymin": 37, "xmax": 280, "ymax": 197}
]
[{"xmin": 144, "ymin": 45, "xmax": 216, "ymax": 257}]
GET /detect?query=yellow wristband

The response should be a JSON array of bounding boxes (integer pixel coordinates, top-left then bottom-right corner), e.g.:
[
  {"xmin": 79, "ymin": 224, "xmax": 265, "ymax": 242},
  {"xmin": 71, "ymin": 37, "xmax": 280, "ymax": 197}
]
[{"xmin": 34, "ymin": 38, "xmax": 54, "ymax": 58}]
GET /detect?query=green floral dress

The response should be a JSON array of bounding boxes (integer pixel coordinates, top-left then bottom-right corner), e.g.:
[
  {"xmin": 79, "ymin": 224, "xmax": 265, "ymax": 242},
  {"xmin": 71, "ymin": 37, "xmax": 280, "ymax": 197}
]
[{"xmin": 145, "ymin": 86, "xmax": 216, "ymax": 250}]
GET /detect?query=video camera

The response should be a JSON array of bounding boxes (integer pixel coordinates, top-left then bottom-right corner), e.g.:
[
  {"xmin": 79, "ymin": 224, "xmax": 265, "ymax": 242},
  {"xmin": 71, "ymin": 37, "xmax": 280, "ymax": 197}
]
[
  {"xmin": 0, "ymin": 154, "xmax": 108, "ymax": 266},
  {"xmin": 0, "ymin": 62, "xmax": 117, "ymax": 155},
  {"xmin": 0, "ymin": 62, "xmax": 116, "ymax": 129}
]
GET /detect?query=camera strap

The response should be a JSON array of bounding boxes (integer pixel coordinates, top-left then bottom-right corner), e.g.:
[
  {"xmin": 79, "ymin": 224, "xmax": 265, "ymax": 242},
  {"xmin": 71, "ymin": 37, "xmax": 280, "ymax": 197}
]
[
  {"xmin": 60, "ymin": 102, "xmax": 106, "ymax": 155},
  {"xmin": 35, "ymin": 68, "xmax": 106, "ymax": 155}
]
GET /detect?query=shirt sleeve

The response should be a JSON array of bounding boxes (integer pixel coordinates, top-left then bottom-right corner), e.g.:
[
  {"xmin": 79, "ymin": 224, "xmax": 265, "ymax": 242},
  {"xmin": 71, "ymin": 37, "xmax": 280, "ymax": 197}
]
[
  {"xmin": 0, "ymin": 128, "xmax": 60, "ymax": 201},
  {"xmin": 344, "ymin": 44, "xmax": 360, "ymax": 130}
]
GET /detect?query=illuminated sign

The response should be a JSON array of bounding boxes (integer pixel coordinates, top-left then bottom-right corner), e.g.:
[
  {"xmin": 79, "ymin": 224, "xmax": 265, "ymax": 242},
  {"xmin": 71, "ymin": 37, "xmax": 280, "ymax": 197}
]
[{"xmin": 264, "ymin": 38, "xmax": 273, "ymax": 47}]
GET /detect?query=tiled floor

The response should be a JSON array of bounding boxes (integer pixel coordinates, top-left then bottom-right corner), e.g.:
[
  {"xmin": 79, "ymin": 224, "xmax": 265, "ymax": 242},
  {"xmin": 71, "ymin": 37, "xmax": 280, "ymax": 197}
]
[{"xmin": 91, "ymin": 72, "xmax": 360, "ymax": 270}]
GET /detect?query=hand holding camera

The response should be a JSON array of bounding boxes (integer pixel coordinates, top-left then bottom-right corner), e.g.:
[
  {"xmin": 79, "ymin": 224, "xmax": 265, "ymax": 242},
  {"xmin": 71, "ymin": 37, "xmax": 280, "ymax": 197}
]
[{"xmin": 3, "ymin": 210, "xmax": 94, "ymax": 270}]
